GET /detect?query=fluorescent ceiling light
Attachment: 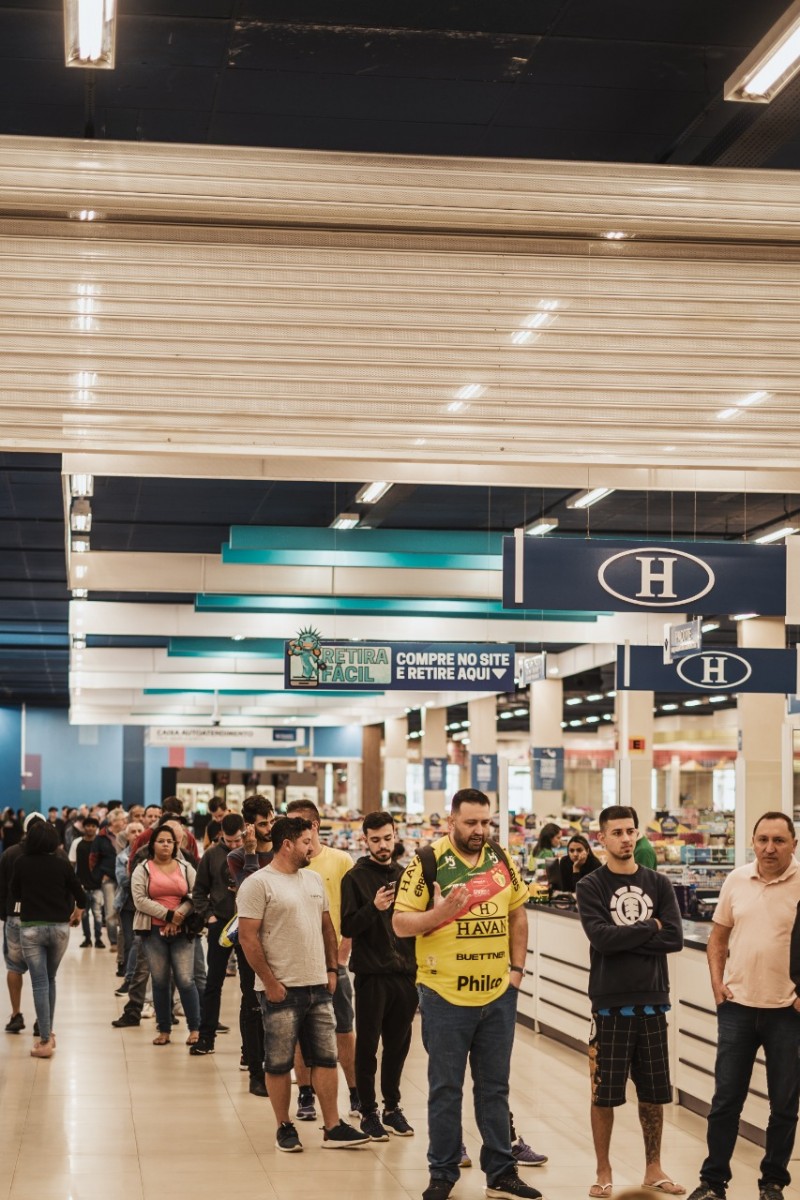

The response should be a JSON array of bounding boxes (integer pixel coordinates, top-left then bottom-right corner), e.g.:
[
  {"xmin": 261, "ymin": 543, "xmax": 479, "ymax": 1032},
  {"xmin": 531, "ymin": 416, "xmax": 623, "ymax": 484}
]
[
  {"xmin": 355, "ymin": 481, "xmax": 392, "ymax": 504},
  {"xmin": 330, "ymin": 513, "xmax": 360, "ymax": 530},
  {"xmin": 64, "ymin": 0, "xmax": 117, "ymax": 69},
  {"xmin": 602, "ymin": 231, "xmax": 629, "ymax": 240},
  {"xmin": 701, "ymin": 622, "xmax": 719, "ymax": 633},
  {"xmin": 567, "ymin": 486, "xmax": 614, "ymax": 510},
  {"xmin": 605, "ymin": 690, "xmax": 617, "ymax": 698},
  {"xmin": 513, "ymin": 707, "xmax": 528, "ymax": 717},
  {"xmin": 661, "ymin": 703, "xmax": 679, "ymax": 712},
  {"xmin": 72, "ymin": 588, "xmax": 88, "ymax": 599},
  {"xmin": 753, "ymin": 525, "xmax": 798, "ymax": 545},
  {"xmin": 565, "ymin": 696, "xmax": 582, "ymax": 706},
  {"xmin": 455, "ymin": 384, "xmax": 483, "ymax": 401},
  {"xmin": 70, "ymin": 473, "xmax": 94, "ymax": 497},
  {"xmin": 70, "ymin": 498, "xmax": 92, "ymax": 532},
  {"xmin": 738, "ymin": 390, "xmax": 769, "ymax": 407},
  {"xmin": 499, "ymin": 711, "xmax": 514, "ymax": 720},
  {"xmin": 524, "ymin": 517, "xmax": 558, "ymax": 537},
  {"xmin": 568, "ymin": 719, "xmax": 583, "ymax": 727},
  {"xmin": 684, "ymin": 699, "xmax": 703, "ymax": 707},
  {"xmin": 602, "ymin": 713, "xmax": 613, "ymax": 721},
  {"xmin": 716, "ymin": 408, "xmax": 739, "ymax": 421},
  {"xmin": 71, "ymin": 536, "xmax": 90, "ymax": 553},
  {"xmin": 561, "ymin": 721, "xmax": 567, "ymax": 728},
  {"xmin": 732, "ymin": 612, "xmax": 758, "ymax": 621},
  {"xmin": 586, "ymin": 693, "xmax": 604, "ymax": 702},
  {"xmin": 725, "ymin": 0, "xmax": 800, "ymax": 102},
  {"xmin": 708, "ymin": 695, "xmax": 728, "ymax": 703},
  {"xmin": 585, "ymin": 715, "xmax": 600, "ymax": 723}
]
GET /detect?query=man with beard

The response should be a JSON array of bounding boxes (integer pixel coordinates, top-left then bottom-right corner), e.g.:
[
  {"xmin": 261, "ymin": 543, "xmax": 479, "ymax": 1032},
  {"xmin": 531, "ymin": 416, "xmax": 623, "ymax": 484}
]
[
  {"xmin": 341, "ymin": 811, "xmax": 417, "ymax": 1142},
  {"xmin": 393, "ymin": 789, "xmax": 539, "ymax": 1200}
]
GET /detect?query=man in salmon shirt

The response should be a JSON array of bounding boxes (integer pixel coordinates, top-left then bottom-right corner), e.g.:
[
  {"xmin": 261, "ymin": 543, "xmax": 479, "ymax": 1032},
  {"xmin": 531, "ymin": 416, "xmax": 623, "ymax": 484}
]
[{"xmin": 393, "ymin": 789, "xmax": 540, "ymax": 1200}]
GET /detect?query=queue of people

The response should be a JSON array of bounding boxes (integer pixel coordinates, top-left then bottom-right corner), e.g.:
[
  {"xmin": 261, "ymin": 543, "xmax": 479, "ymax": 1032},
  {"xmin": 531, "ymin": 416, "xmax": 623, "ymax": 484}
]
[{"xmin": 2, "ymin": 794, "xmax": 800, "ymax": 1200}]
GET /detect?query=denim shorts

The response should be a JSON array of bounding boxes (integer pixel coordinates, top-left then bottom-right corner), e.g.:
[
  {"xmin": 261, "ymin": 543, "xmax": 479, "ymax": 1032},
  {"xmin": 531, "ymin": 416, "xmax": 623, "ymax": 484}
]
[
  {"xmin": 258, "ymin": 984, "xmax": 337, "ymax": 1074},
  {"xmin": 332, "ymin": 966, "xmax": 354, "ymax": 1034},
  {"xmin": 3, "ymin": 915, "xmax": 27, "ymax": 975}
]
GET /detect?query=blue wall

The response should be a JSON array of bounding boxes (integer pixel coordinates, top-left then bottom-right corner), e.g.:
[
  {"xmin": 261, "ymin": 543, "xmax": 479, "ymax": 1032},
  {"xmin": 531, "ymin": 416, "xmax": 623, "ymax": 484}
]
[
  {"xmin": 0, "ymin": 707, "xmax": 21, "ymax": 808},
  {"xmin": 27, "ymin": 710, "xmax": 124, "ymax": 810}
]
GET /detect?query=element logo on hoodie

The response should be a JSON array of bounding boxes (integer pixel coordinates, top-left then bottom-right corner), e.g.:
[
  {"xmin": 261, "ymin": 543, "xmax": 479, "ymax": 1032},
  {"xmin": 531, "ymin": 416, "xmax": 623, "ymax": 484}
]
[{"xmin": 609, "ymin": 884, "xmax": 654, "ymax": 926}]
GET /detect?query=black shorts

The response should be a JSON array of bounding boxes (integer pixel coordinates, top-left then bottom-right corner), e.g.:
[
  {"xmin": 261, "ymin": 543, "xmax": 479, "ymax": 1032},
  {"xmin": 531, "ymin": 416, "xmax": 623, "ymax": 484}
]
[{"xmin": 589, "ymin": 1011, "xmax": 672, "ymax": 1108}]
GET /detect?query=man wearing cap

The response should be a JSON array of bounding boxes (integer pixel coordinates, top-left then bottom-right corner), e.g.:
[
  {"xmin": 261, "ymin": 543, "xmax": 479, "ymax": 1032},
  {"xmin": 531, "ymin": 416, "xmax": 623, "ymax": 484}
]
[{"xmin": 0, "ymin": 813, "xmax": 50, "ymax": 1033}]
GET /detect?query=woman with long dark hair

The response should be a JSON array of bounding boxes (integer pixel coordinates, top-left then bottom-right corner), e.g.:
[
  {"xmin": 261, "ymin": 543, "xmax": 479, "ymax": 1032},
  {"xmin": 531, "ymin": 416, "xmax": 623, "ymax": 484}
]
[
  {"xmin": 557, "ymin": 834, "xmax": 602, "ymax": 893},
  {"xmin": 131, "ymin": 821, "xmax": 200, "ymax": 1047},
  {"xmin": 10, "ymin": 820, "xmax": 85, "ymax": 1057}
]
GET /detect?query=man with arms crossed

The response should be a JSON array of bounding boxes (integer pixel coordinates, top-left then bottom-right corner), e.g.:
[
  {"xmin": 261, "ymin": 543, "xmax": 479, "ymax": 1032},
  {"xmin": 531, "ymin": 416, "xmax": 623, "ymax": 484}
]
[
  {"xmin": 237, "ymin": 816, "xmax": 369, "ymax": 1153},
  {"xmin": 686, "ymin": 812, "xmax": 800, "ymax": 1200},
  {"xmin": 577, "ymin": 805, "xmax": 684, "ymax": 1198},
  {"xmin": 393, "ymin": 788, "xmax": 541, "ymax": 1200}
]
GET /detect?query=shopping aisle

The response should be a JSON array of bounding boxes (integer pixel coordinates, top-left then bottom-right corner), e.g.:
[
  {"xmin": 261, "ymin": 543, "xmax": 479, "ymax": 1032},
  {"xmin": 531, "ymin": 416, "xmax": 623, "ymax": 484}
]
[{"xmin": 0, "ymin": 938, "xmax": 784, "ymax": 1200}]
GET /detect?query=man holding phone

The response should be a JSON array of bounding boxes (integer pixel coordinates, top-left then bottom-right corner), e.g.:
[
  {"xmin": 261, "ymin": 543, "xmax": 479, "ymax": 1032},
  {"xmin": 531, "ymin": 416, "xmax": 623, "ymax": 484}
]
[{"xmin": 341, "ymin": 811, "xmax": 418, "ymax": 1142}]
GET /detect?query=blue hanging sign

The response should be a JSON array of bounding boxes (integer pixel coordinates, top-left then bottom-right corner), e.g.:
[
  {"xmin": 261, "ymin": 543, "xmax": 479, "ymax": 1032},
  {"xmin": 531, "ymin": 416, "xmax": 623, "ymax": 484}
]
[
  {"xmin": 424, "ymin": 757, "xmax": 447, "ymax": 790},
  {"xmin": 533, "ymin": 747, "xmax": 565, "ymax": 791},
  {"xmin": 285, "ymin": 630, "xmax": 516, "ymax": 692},
  {"xmin": 503, "ymin": 536, "xmax": 788, "ymax": 616},
  {"xmin": 471, "ymin": 753, "xmax": 499, "ymax": 792},
  {"xmin": 617, "ymin": 644, "xmax": 800, "ymax": 695}
]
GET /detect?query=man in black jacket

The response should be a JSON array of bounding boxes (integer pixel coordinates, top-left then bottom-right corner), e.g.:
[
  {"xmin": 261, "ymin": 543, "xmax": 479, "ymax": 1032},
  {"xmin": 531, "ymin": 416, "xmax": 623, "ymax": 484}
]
[
  {"xmin": 189, "ymin": 814, "xmax": 249, "ymax": 1069},
  {"xmin": 577, "ymin": 805, "xmax": 684, "ymax": 1199},
  {"xmin": 341, "ymin": 811, "xmax": 417, "ymax": 1142}
]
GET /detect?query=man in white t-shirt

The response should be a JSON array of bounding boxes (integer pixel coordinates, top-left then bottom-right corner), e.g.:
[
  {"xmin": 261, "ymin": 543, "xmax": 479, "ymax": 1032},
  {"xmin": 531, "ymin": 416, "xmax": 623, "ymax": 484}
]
[{"xmin": 237, "ymin": 816, "xmax": 368, "ymax": 1155}]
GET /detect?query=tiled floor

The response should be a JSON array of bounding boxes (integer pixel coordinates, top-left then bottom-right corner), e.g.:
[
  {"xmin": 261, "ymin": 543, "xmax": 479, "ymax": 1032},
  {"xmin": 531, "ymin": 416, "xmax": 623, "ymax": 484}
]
[{"xmin": 0, "ymin": 940, "xmax": 789, "ymax": 1200}]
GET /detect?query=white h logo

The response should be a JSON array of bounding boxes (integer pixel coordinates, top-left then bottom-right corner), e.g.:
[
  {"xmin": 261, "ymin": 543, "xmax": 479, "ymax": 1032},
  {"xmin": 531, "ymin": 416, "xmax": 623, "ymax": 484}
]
[
  {"xmin": 700, "ymin": 656, "xmax": 728, "ymax": 685},
  {"xmin": 635, "ymin": 556, "xmax": 677, "ymax": 599}
]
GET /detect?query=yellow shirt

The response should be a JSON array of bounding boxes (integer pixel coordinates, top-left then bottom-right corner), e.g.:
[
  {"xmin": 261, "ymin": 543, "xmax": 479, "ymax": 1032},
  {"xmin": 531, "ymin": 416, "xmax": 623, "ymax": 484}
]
[
  {"xmin": 394, "ymin": 834, "xmax": 528, "ymax": 1005},
  {"xmin": 307, "ymin": 844, "xmax": 354, "ymax": 941}
]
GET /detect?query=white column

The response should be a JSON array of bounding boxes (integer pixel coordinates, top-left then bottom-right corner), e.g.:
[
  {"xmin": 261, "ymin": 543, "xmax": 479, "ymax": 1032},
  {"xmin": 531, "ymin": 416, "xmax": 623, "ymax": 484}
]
[
  {"xmin": 421, "ymin": 706, "xmax": 448, "ymax": 817},
  {"xmin": 615, "ymin": 689, "xmax": 655, "ymax": 826},
  {"xmin": 529, "ymin": 678, "xmax": 564, "ymax": 821},
  {"xmin": 736, "ymin": 617, "xmax": 785, "ymax": 864},
  {"xmin": 383, "ymin": 715, "xmax": 407, "ymax": 804},
  {"xmin": 668, "ymin": 753, "xmax": 682, "ymax": 812},
  {"xmin": 468, "ymin": 696, "xmax": 498, "ymax": 803}
]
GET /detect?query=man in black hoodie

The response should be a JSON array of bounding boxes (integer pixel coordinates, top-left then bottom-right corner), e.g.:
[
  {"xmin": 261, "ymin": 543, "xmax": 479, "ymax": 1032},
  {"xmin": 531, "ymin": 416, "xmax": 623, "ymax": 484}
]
[
  {"xmin": 577, "ymin": 805, "xmax": 684, "ymax": 1199},
  {"xmin": 341, "ymin": 811, "xmax": 417, "ymax": 1143}
]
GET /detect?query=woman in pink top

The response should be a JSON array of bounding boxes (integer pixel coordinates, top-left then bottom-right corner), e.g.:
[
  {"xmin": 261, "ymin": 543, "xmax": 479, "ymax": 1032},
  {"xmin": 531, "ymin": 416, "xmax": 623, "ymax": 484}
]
[{"xmin": 131, "ymin": 822, "xmax": 200, "ymax": 1046}]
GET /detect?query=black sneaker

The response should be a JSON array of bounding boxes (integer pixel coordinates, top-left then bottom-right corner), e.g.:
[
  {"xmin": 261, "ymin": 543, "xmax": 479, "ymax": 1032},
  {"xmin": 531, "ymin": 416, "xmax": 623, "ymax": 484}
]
[
  {"xmin": 485, "ymin": 1171, "xmax": 542, "ymax": 1200},
  {"xmin": 360, "ymin": 1110, "xmax": 389, "ymax": 1142},
  {"xmin": 4, "ymin": 1012, "xmax": 24, "ymax": 1034},
  {"xmin": 188, "ymin": 1037, "xmax": 215, "ymax": 1056},
  {"xmin": 114, "ymin": 982, "xmax": 130, "ymax": 996},
  {"xmin": 276, "ymin": 1122, "xmax": 303, "ymax": 1153},
  {"xmin": 94, "ymin": 939, "xmax": 106, "ymax": 949},
  {"xmin": 422, "ymin": 1180, "xmax": 454, "ymax": 1200},
  {"xmin": 759, "ymin": 1189, "xmax": 783, "ymax": 1200},
  {"xmin": 249, "ymin": 1078, "xmax": 268, "ymax": 1097},
  {"xmin": 239, "ymin": 1053, "xmax": 248, "ymax": 1071},
  {"xmin": 111, "ymin": 1013, "xmax": 140, "ymax": 1028},
  {"xmin": 296, "ymin": 1088, "xmax": 317, "ymax": 1121},
  {"xmin": 383, "ymin": 1108, "xmax": 414, "ymax": 1136},
  {"xmin": 322, "ymin": 1120, "xmax": 370, "ymax": 1149},
  {"xmin": 79, "ymin": 939, "xmax": 92, "ymax": 948},
  {"xmin": 216, "ymin": 1023, "xmax": 230, "ymax": 1033},
  {"xmin": 686, "ymin": 1187, "xmax": 725, "ymax": 1200}
]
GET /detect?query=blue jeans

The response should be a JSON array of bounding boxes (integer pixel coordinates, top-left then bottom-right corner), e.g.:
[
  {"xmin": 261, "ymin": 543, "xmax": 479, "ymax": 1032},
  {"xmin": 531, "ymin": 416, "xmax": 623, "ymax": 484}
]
[
  {"xmin": 418, "ymin": 983, "xmax": 517, "ymax": 1185},
  {"xmin": 701, "ymin": 1001, "xmax": 800, "ymax": 1192},
  {"xmin": 140, "ymin": 929, "xmax": 201, "ymax": 1035},
  {"xmin": 81, "ymin": 889, "xmax": 104, "ymax": 941},
  {"xmin": 19, "ymin": 923, "xmax": 70, "ymax": 1041}
]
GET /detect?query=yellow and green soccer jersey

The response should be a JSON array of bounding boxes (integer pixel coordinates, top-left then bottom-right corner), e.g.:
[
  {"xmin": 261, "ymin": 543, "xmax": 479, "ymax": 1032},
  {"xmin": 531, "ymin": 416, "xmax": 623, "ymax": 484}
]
[{"xmin": 394, "ymin": 834, "xmax": 528, "ymax": 1005}]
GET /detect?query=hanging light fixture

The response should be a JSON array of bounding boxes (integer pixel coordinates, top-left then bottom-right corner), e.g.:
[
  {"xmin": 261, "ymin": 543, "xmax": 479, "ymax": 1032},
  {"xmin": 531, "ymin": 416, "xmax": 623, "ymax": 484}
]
[{"xmin": 64, "ymin": 0, "xmax": 117, "ymax": 69}]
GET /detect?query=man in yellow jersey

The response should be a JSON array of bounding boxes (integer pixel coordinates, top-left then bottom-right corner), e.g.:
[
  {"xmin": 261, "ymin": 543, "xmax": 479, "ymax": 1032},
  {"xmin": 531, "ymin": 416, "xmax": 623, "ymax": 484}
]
[
  {"xmin": 285, "ymin": 799, "xmax": 360, "ymax": 1119},
  {"xmin": 393, "ymin": 789, "xmax": 542, "ymax": 1200}
]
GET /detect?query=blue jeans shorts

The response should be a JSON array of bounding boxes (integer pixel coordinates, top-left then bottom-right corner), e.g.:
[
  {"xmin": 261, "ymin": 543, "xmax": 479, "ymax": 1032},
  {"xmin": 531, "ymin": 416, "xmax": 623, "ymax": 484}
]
[
  {"xmin": 3, "ymin": 916, "xmax": 27, "ymax": 974},
  {"xmin": 258, "ymin": 984, "xmax": 337, "ymax": 1074}
]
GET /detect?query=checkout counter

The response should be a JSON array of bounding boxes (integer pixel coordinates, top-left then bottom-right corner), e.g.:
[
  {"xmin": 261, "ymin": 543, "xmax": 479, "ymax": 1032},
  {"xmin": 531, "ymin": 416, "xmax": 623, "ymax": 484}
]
[{"xmin": 519, "ymin": 906, "xmax": 769, "ymax": 1146}]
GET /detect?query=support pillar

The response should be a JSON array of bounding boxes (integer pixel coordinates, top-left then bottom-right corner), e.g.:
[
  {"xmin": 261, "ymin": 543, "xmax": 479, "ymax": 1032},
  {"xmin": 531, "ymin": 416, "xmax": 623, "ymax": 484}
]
[
  {"xmin": 421, "ymin": 706, "xmax": 448, "ymax": 817},
  {"xmin": 736, "ymin": 617, "xmax": 786, "ymax": 865},
  {"xmin": 383, "ymin": 715, "xmax": 407, "ymax": 808},
  {"xmin": 468, "ymin": 696, "xmax": 498, "ymax": 805},
  {"xmin": 361, "ymin": 725, "xmax": 381, "ymax": 813},
  {"xmin": 529, "ymin": 678, "xmax": 564, "ymax": 821},
  {"xmin": 615, "ymin": 689, "xmax": 654, "ymax": 826}
]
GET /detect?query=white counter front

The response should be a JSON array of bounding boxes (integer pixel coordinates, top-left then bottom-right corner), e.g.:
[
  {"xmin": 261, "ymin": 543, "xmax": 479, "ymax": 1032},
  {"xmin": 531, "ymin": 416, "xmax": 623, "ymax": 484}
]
[{"xmin": 521, "ymin": 907, "xmax": 768, "ymax": 1145}]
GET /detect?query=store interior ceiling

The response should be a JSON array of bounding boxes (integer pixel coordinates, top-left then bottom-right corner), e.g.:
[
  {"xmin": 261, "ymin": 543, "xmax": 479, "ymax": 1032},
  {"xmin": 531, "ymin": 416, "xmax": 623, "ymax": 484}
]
[{"xmin": 2, "ymin": 2, "xmax": 800, "ymax": 732}]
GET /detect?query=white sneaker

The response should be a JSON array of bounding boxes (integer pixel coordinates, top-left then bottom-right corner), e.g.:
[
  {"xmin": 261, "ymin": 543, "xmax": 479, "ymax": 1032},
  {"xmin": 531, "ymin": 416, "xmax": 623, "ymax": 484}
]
[{"xmin": 142, "ymin": 1003, "xmax": 155, "ymax": 1019}]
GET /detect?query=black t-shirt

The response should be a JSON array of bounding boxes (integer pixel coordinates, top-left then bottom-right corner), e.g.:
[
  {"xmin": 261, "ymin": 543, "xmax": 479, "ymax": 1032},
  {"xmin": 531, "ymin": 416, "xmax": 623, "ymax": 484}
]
[{"xmin": 11, "ymin": 854, "xmax": 86, "ymax": 923}]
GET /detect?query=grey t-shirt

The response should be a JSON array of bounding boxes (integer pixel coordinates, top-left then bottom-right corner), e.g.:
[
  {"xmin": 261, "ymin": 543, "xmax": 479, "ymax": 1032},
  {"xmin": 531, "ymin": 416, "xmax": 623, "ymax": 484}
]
[{"xmin": 236, "ymin": 864, "xmax": 329, "ymax": 990}]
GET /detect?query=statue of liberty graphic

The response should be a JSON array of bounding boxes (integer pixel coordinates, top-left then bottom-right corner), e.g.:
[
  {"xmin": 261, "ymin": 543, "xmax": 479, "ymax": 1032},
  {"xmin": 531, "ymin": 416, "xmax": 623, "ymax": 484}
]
[{"xmin": 287, "ymin": 626, "xmax": 323, "ymax": 688}]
